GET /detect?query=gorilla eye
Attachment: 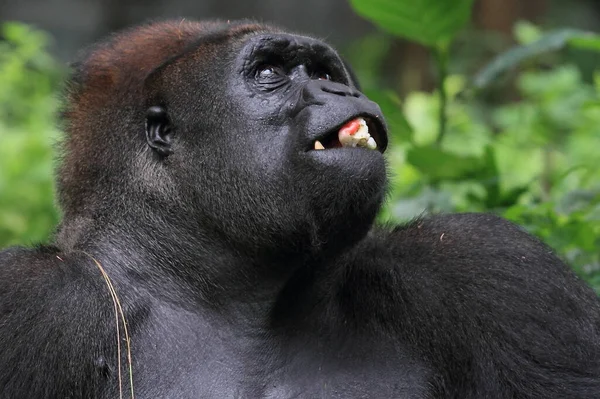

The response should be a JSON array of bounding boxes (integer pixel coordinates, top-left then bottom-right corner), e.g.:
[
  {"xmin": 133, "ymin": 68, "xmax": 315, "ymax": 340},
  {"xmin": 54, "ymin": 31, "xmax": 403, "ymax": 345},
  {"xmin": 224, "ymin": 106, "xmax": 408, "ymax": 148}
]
[
  {"xmin": 256, "ymin": 65, "xmax": 284, "ymax": 80},
  {"xmin": 255, "ymin": 65, "xmax": 288, "ymax": 90},
  {"xmin": 314, "ymin": 70, "xmax": 332, "ymax": 81}
]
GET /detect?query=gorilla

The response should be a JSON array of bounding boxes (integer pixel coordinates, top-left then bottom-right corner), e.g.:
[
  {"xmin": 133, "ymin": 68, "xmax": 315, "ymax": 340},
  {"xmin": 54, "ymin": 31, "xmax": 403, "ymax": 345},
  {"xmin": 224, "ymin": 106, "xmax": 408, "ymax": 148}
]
[{"xmin": 1, "ymin": 19, "xmax": 599, "ymax": 399}]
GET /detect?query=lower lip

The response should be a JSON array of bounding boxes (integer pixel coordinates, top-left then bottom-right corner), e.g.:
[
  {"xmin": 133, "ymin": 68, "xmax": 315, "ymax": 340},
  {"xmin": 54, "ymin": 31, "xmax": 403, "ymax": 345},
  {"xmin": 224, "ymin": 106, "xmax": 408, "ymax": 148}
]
[
  {"xmin": 303, "ymin": 147, "xmax": 383, "ymax": 160},
  {"xmin": 300, "ymin": 148, "xmax": 387, "ymax": 182}
]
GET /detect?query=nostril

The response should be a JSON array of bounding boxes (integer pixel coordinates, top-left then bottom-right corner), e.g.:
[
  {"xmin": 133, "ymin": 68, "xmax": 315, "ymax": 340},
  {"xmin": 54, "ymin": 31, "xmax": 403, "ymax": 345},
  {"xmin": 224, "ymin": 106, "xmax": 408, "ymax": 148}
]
[
  {"xmin": 321, "ymin": 85, "xmax": 348, "ymax": 96},
  {"xmin": 300, "ymin": 81, "xmax": 362, "ymax": 108},
  {"xmin": 321, "ymin": 84, "xmax": 361, "ymax": 98}
]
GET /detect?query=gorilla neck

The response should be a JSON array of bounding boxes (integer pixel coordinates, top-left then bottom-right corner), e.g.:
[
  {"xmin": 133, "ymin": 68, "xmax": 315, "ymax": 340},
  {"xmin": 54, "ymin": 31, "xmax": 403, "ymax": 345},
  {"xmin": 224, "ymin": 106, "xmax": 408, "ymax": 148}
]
[
  {"xmin": 54, "ymin": 177, "xmax": 381, "ymax": 313},
  {"xmin": 55, "ymin": 204, "xmax": 319, "ymax": 308}
]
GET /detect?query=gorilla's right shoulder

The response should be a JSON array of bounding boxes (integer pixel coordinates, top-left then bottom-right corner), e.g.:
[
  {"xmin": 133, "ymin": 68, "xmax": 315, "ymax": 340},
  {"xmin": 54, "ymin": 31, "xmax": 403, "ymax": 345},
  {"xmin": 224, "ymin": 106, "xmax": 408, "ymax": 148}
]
[
  {"xmin": 0, "ymin": 246, "xmax": 61, "ymax": 287},
  {"xmin": 0, "ymin": 247, "xmax": 127, "ymax": 396},
  {"xmin": 0, "ymin": 246, "xmax": 117, "ymax": 312},
  {"xmin": 1, "ymin": 246, "xmax": 81, "ymax": 291},
  {"xmin": 0, "ymin": 247, "xmax": 110, "ymax": 328}
]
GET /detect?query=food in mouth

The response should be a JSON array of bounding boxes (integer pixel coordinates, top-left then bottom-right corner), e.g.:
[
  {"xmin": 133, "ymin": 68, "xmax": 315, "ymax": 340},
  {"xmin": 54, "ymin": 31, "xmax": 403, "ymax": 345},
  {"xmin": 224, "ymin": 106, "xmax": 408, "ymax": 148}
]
[{"xmin": 313, "ymin": 117, "xmax": 377, "ymax": 150}]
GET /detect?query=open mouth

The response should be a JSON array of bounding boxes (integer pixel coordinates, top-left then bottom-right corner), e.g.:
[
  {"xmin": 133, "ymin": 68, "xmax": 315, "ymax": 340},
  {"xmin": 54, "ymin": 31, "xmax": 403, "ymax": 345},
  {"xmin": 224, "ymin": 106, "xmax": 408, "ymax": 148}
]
[{"xmin": 309, "ymin": 116, "xmax": 386, "ymax": 153}]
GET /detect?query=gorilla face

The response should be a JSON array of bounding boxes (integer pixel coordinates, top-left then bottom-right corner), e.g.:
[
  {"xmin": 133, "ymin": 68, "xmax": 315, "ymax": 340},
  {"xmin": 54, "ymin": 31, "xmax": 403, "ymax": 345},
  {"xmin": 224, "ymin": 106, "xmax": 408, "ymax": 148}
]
[{"xmin": 145, "ymin": 27, "xmax": 388, "ymax": 257}]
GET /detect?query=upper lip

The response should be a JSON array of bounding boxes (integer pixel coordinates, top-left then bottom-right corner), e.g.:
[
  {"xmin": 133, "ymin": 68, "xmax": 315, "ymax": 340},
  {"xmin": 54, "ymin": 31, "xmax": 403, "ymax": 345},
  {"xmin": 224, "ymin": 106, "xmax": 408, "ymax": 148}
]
[{"xmin": 307, "ymin": 114, "xmax": 388, "ymax": 153}]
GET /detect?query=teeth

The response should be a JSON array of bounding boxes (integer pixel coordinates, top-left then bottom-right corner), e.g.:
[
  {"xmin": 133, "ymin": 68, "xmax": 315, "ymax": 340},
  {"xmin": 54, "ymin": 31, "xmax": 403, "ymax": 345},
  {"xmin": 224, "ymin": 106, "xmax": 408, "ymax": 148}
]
[
  {"xmin": 313, "ymin": 118, "xmax": 378, "ymax": 151},
  {"xmin": 366, "ymin": 137, "xmax": 377, "ymax": 150},
  {"xmin": 339, "ymin": 118, "xmax": 377, "ymax": 150}
]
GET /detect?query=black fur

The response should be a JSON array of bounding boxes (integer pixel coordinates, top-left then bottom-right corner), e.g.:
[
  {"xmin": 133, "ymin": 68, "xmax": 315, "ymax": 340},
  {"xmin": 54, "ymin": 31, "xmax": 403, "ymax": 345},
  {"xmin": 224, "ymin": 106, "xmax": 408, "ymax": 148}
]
[{"xmin": 1, "ymin": 19, "xmax": 599, "ymax": 398}]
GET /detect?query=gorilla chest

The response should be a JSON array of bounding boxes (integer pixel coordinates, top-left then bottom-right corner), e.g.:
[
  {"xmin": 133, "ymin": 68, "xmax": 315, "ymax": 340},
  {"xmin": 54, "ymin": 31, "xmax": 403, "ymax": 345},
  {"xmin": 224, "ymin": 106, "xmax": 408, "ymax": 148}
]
[
  {"xmin": 257, "ymin": 338, "xmax": 431, "ymax": 398},
  {"xmin": 127, "ymin": 305, "xmax": 251, "ymax": 398},
  {"xmin": 130, "ymin": 307, "xmax": 430, "ymax": 398}
]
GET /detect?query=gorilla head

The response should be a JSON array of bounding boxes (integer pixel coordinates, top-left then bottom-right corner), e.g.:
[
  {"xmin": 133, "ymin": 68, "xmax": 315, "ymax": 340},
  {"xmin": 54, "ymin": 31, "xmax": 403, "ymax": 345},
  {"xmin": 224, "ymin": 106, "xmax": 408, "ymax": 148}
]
[{"xmin": 58, "ymin": 20, "xmax": 388, "ymax": 262}]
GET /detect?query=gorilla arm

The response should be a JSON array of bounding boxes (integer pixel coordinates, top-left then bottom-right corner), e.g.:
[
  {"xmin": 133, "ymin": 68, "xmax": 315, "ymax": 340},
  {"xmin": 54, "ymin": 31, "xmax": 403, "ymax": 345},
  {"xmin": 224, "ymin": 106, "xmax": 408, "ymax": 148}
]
[{"xmin": 306, "ymin": 213, "xmax": 600, "ymax": 398}]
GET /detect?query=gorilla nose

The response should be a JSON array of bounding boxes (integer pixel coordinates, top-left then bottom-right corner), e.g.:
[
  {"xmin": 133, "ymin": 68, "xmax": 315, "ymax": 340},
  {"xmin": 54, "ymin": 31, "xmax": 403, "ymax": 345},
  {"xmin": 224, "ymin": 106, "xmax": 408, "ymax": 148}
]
[
  {"xmin": 301, "ymin": 80, "xmax": 362, "ymax": 104},
  {"xmin": 289, "ymin": 80, "xmax": 370, "ymax": 117}
]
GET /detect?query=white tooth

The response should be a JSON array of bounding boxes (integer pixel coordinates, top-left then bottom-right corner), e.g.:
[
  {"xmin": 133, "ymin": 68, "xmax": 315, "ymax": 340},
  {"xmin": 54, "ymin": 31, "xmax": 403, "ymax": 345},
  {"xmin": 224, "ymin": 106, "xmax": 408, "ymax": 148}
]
[
  {"xmin": 314, "ymin": 140, "xmax": 325, "ymax": 150},
  {"xmin": 366, "ymin": 137, "xmax": 377, "ymax": 150}
]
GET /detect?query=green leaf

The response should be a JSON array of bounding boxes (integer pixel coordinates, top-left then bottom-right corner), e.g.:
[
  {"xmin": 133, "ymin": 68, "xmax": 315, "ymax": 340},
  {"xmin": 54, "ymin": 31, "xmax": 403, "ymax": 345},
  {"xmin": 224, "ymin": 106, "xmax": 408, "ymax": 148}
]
[
  {"xmin": 472, "ymin": 29, "xmax": 600, "ymax": 90},
  {"xmin": 406, "ymin": 146, "xmax": 481, "ymax": 181},
  {"xmin": 513, "ymin": 20, "xmax": 543, "ymax": 45},
  {"xmin": 569, "ymin": 35, "xmax": 600, "ymax": 51},
  {"xmin": 349, "ymin": 0, "xmax": 475, "ymax": 47}
]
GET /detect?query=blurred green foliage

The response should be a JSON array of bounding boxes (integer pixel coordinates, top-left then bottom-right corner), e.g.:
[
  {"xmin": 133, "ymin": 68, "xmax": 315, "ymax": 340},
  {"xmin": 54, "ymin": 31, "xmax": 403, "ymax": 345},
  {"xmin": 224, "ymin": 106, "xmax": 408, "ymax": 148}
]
[
  {"xmin": 0, "ymin": 23, "xmax": 62, "ymax": 246},
  {"xmin": 349, "ymin": 0, "xmax": 474, "ymax": 47},
  {"xmin": 0, "ymin": 14, "xmax": 599, "ymax": 290},
  {"xmin": 350, "ymin": 0, "xmax": 600, "ymax": 290}
]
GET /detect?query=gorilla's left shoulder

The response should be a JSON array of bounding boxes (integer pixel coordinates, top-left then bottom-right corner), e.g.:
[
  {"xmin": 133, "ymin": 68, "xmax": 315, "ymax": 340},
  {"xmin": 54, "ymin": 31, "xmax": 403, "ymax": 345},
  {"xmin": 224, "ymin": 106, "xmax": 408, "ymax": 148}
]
[
  {"xmin": 345, "ymin": 213, "xmax": 600, "ymax": 397},
  {"xmin": 367, "ymin": 212, "xmax": 575, "ymax": 276},
  {"xmin": 352, "ymin": 212, "xmax": 600, "ymax": 316},
  {"xmin": 387, "ymin": 212, "xmax": 542, "ymax": 248}
]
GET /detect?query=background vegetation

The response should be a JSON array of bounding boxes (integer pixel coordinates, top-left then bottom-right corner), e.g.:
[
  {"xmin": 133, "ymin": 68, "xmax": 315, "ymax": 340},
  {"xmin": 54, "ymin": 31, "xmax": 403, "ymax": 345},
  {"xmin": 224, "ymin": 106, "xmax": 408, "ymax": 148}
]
[
  {"xmin": 0, "ymin": 1, "xmax": 599, "ymax": 289},
  {"xmin": 0, "ymin": 23, "xmax": 62, "ymax": 246}
]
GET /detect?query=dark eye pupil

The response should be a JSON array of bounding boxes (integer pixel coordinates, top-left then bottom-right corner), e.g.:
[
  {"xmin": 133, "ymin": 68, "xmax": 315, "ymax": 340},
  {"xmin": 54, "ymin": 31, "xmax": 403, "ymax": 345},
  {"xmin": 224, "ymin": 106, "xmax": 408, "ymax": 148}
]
[{"xmin": 317, "ymin": 72, "xmax": 331, "ymax": 81}]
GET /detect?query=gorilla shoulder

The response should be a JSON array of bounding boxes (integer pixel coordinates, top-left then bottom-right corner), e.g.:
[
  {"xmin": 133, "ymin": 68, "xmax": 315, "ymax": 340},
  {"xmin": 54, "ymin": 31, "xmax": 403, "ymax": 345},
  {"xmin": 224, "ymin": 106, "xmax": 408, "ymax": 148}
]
[
  {"xmin": 360, "ymin": 212, "xmax": 595, "ymax": 305},
  {"xmin": 0, "ymin": 246, "xmax": 131, "ymax": 397},
  {"xmin": 345, "ymin": 213, "xmax": 600, "ymax": 395}
]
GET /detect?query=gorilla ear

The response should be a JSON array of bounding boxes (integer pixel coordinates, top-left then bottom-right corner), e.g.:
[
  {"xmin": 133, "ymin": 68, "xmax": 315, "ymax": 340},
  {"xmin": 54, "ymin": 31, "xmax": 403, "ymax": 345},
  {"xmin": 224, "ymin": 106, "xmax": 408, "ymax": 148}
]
[{"xmin": 145, "ymin": 106, "xmax": 173, "ymax": 157}]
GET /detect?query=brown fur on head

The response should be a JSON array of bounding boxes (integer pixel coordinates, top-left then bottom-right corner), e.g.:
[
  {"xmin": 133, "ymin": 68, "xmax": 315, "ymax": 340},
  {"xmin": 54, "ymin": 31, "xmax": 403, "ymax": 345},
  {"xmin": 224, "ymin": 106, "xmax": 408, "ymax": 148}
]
[
  {"xmin": 57, "ymin": 19, "xmax": 268, "ymax": 221},
  {"xmin": 71, "ymin": 21, "xmax": 205, "ymax": 103}
]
